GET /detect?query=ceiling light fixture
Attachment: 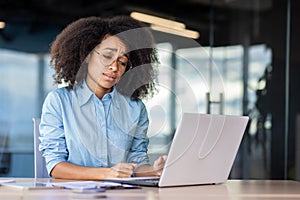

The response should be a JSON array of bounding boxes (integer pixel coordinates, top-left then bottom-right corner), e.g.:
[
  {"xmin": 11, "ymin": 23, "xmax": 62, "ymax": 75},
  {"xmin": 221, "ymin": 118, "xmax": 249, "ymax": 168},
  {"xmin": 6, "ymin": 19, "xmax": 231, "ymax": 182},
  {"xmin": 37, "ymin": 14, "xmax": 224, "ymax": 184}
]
[
  {"xmin": 130, "ymin": 12, "xmax": 185, "ymax": 30},
  {"xmin": 0, "ymin": 21, "xmax": 6, "ymax": 29},
  {"xmin": 151, "ymin": 25, "xmax": 200, "ymax": 39},
  {"xmin": 130, "ymin": 12, "xmax": 200, "ymax": 39}
]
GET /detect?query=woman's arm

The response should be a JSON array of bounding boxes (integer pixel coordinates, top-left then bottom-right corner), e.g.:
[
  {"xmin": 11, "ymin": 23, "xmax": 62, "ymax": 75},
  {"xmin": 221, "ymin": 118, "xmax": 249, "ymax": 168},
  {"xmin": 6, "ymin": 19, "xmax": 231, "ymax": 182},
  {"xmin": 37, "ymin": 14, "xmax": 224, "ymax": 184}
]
[
  {"xmin": 134, "ymin": 155, "xmax": 167, "ymax": 177},
  {"xmin": 51, "ymin": 161, "xmax": 137, "ymax": 180}
]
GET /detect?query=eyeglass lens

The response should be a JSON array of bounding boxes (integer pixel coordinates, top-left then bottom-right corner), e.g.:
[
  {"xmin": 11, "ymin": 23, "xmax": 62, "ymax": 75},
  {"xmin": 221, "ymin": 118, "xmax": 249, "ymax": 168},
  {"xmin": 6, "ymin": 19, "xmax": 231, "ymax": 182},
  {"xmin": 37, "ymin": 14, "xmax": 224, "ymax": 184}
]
[{"xmin": 95, "ymin": 49, "xmax": 130, "ymax": 69}]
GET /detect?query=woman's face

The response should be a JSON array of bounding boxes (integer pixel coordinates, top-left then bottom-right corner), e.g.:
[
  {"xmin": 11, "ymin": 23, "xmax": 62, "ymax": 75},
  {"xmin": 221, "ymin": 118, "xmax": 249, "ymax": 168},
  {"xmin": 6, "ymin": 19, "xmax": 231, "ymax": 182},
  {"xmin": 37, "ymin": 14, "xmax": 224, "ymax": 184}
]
[{"xmin": 86, "ymin": 35, "xmax": 129, "ymax": 92}]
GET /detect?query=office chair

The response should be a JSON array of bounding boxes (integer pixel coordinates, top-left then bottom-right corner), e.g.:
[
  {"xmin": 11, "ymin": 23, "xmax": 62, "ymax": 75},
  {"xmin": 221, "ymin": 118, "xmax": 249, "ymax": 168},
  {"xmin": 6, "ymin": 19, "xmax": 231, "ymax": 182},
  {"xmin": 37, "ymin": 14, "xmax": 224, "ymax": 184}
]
[
  {"xmin": 32, "ymin": 118, "xmax": 49, "ymax": 178},
  {"xmin": 0, "ymin": 121, "xmax": 10, "ymax": 175}
]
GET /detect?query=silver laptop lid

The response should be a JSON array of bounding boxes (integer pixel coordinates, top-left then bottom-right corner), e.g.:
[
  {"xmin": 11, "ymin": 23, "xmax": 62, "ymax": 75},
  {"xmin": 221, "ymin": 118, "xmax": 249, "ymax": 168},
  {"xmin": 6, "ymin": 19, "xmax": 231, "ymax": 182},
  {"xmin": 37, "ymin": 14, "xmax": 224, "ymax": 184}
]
[{"xmin": 159, "ymin": 113, "xmax": 249, "ymax": 187}]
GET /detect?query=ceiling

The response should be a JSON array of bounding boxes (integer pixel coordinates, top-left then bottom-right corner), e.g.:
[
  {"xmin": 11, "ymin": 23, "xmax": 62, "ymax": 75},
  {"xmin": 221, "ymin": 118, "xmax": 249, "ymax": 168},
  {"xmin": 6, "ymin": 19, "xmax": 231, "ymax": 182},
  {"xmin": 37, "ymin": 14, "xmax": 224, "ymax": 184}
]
[{"xmin": 0, "ymin": 0, "xmax": 273, "ymax": 53}]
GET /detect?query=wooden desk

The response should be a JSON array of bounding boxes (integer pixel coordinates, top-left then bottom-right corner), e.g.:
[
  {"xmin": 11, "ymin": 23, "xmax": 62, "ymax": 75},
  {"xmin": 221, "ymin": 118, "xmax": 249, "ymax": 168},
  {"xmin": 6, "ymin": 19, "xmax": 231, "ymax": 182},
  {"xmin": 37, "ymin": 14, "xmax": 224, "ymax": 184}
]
[{"xmin": 1, "ymin": 178, "xmax": 300, "ymax": 199}]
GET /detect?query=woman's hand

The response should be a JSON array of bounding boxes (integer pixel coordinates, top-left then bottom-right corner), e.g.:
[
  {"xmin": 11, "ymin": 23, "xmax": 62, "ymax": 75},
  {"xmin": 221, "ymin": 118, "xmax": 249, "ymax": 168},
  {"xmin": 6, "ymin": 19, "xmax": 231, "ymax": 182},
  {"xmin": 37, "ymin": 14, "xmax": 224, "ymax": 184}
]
[
  {"xmin": 131, "ymin": 155, "xmax": 168, "ymax": 177},
  {"xmin": 107, "ymin": 162, "xmax": 138, "ymax": 178},
  {"xmin": 153, "ymin": 155, "xmax": 168, "ymax": 176}
]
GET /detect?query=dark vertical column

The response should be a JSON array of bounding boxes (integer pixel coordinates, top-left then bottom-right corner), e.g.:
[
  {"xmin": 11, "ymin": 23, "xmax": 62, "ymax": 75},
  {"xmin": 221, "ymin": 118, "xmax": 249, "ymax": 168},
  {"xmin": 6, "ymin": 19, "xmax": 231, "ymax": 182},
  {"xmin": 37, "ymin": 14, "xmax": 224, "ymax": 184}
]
[
  {"xmin": 170, "ymin": 45, "xmax": 177, "ymax": 136},
  {"xmin": 37, "ymin": 54, "xmax": 45, "ymax": 117}
]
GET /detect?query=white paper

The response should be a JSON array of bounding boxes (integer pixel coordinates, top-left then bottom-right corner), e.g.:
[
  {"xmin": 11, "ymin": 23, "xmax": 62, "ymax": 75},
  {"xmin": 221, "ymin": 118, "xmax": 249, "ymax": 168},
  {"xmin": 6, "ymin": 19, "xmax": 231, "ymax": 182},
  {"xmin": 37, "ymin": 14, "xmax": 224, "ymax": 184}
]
[
  {"xmin": 52, "ymin": 181, "xmax": 122, "ymax": 190},
  {"xmin": 0, "ymin": 179, "xmax": 15, "ymax": 184}
]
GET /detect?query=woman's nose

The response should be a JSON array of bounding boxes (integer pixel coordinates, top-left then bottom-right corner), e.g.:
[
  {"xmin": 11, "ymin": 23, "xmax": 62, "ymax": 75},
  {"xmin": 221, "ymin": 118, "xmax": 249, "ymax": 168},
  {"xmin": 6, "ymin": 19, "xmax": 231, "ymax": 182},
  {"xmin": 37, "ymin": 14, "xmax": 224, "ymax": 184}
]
[{"xmin": 108, "ymin": 60, "xmax": 118, "ymax": 71}]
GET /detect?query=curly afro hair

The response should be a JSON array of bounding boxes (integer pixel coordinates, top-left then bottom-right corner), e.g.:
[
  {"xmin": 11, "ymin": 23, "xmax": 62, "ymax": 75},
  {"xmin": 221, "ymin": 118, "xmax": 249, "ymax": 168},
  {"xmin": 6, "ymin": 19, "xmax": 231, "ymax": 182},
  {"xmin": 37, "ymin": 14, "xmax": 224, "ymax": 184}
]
[{"xmin": 50, "ymin": 15, "xmax": 159, "ymax": 100}]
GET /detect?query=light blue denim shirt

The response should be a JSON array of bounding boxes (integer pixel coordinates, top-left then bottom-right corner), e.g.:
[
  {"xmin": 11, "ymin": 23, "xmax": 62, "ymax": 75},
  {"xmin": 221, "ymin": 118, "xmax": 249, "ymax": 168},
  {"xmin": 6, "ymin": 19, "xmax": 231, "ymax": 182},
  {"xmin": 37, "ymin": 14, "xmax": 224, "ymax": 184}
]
[{"xmin": 39, "ymin": 81, "xmax": 150, "ymax": 175}]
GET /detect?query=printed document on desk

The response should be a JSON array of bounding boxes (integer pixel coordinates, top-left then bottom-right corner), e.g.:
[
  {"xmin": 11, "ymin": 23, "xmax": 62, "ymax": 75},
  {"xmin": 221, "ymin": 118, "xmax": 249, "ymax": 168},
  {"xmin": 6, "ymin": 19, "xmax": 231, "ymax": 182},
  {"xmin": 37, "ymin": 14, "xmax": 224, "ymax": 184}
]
[
  {"xmin": 51, "ymin": 181, "xmax": 134, "ymax": 190},
  {"xmin": 1, "ymin": 182, "xmax": 54, "ymax": 190}
]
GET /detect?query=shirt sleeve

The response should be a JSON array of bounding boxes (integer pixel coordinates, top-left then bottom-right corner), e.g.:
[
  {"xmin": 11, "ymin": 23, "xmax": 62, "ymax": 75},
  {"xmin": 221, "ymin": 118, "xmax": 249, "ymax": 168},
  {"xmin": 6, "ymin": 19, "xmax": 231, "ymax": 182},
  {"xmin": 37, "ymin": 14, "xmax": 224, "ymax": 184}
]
[
  {"xmin": 39, "ymin": 90, "xmax": 68, "ymax": 175},
  {"xmin": 127, "ymin": 102, "xmax": 150, "ymax": 166}
]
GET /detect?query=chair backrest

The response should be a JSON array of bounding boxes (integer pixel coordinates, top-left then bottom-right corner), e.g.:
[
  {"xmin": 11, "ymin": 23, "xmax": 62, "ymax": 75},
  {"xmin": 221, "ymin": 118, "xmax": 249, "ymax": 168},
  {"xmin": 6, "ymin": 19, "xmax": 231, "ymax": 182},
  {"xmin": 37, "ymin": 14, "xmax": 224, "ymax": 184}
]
[
  {"xmin": 0, "ymin": 121, "xmax": 10, "ymax": 175},
  {"xmin": 32, "ymin": 118, "xmax": 48, "ymax": 178}
]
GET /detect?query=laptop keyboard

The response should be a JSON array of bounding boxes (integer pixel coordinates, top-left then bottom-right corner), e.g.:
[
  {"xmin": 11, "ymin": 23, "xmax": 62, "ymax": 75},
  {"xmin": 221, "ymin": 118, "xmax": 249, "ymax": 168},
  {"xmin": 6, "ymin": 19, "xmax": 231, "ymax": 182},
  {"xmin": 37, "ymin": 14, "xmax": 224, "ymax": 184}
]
[{"xmin": 119, "ymin": 178, "xmax": 160, "ymax": 186}]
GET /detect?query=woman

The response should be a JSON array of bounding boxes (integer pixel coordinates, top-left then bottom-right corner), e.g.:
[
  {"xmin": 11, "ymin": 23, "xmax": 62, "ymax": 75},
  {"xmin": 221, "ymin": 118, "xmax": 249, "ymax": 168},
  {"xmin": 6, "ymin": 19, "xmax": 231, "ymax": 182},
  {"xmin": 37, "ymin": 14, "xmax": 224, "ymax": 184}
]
[{"xmin": 39, "ymin": 16, "xmax": 166, "ymax": 180}]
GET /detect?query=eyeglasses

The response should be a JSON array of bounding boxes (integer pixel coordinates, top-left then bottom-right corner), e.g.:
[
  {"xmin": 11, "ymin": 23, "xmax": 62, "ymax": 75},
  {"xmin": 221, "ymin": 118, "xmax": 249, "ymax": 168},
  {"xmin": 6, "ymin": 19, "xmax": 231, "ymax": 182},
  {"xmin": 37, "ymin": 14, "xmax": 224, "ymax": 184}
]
[{"xmin": 94, "ymin": 49, "xmax": 131, "ymax": 70}]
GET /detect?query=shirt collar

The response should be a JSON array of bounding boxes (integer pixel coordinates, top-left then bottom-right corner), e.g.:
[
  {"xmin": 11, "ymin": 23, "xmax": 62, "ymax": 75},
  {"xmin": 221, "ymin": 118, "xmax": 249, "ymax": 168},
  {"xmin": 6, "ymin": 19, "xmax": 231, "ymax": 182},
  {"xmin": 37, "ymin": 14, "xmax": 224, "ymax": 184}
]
[
  {"xmin": 75, "ymin": 80, "xmax": 94, "ymax": 106},
  {"xmin": 75, "ymin": 80, "xmax": 117, "ymax": 106}
]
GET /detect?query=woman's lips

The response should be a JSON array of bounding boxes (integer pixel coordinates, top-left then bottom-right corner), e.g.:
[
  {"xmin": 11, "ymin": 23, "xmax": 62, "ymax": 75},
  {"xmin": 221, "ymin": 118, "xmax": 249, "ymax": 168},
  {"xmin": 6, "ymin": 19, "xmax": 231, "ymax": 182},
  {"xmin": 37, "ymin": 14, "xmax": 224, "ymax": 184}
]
[{"xmin": 103, "ymin": 73, "xmax": 116, "ymax": 81}]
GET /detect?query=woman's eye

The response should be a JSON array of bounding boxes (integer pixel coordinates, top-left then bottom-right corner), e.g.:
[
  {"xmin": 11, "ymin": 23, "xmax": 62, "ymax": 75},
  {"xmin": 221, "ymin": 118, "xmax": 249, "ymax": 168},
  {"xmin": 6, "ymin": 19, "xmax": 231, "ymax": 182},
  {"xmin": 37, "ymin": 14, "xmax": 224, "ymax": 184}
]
[
  {"xmin": 117, "ymin": 60, "xmax": 127, "ymax": 67},
  {"xmin": 102, "ymin": 54, "xmax": 113, "ymax": 60}
]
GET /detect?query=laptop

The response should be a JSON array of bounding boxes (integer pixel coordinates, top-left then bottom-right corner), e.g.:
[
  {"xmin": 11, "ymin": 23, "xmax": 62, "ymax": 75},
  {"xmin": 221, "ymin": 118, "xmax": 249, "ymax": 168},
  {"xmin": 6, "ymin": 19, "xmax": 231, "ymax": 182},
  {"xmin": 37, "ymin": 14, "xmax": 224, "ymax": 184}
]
[{"xmin": 104, "ymin": 113, "xmax": 249, "ymax": 187}]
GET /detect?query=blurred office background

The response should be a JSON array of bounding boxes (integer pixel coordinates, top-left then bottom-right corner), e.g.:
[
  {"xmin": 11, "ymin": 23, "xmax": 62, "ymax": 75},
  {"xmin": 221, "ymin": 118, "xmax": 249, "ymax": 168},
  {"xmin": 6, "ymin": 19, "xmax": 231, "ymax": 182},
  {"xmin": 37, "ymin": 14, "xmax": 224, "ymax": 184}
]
[{"xmin": 0, "ymin": 0, "xmax": 299, "ymax": 180}]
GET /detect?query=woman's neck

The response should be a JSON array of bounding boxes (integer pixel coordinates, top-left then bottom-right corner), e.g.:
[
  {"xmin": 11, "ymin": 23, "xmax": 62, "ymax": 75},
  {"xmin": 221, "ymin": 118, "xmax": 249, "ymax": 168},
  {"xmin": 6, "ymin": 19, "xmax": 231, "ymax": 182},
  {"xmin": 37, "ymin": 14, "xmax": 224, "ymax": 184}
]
[
  {"xmin": 95, "ymin": 86, "xmax": 111, "ymax": 99},
  {"xmin": 86, "ymin": 77, "xmax": 111, "ymax": 99}
]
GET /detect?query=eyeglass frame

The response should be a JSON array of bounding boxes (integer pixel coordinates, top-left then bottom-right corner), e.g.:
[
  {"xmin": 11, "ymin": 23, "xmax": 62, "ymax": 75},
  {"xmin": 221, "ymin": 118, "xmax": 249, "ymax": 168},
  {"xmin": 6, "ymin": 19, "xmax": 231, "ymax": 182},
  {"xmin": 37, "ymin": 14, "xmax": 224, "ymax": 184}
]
[{"xmin": 93, "ymin": 49, "xmax": 132, "ymax": 71}]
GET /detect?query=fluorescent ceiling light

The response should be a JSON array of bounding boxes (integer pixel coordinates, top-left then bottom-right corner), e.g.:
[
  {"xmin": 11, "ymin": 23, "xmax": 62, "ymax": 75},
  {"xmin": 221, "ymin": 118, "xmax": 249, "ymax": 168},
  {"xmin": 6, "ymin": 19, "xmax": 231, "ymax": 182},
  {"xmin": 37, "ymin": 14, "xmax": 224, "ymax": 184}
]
[
  {"xmin": 130, "ymin": 12, "xmax": 185, "ymax": 30},
  {"xmin": 151, "ymin": 25, "xmax": 200, "ymax": 39},
  {"xmin": 0, "ymin": 21, "xmax": 5, "ymax": 29},
  {"xmin": 130, "ymin": 12, "xmax": 200, "ymax": 39}
]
